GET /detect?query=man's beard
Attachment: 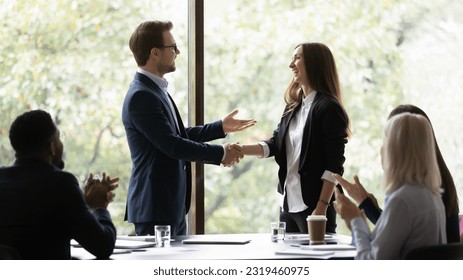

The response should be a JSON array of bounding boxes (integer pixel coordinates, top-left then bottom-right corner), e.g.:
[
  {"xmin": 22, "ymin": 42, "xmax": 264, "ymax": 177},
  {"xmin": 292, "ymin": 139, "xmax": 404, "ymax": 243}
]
[
  {"xmin": 53, "ymin": 158, "xmax": 65, "ymax": 170},
  {"xmin": 163, "ymin": 64, "xmax": 176, "ymax": 74}
]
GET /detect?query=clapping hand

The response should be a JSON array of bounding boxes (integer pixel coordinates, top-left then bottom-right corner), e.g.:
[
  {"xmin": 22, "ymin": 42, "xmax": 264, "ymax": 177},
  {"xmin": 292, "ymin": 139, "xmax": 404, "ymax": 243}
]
[
  {"xmin": 333, "ymin": 188, "xmax": 363, "ymax": 230},
  {"xmin": 101, "ymin": 172, "xmax": 119, "ymax": 203},
  {"xmin": 333, "ymin": 174, "xmax": 369, "ymax": 205},
  {"xmin": 84, "ymin": 172, "xmax": 120, "ymax": 209}
]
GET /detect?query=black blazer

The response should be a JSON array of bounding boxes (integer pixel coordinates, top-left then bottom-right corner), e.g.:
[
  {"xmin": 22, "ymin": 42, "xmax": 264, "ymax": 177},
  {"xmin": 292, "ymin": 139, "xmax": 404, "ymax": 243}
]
[
  {"xmin": 122, "ymin": 72, "xmax": 226, "ymax": 225},
  {"xmin": 0, "ymin": 159, "xmax": 116, "ymax": 259},
  {"xmin": 264, "ymin": 93, "xmax": 348, "ymax": 228}
]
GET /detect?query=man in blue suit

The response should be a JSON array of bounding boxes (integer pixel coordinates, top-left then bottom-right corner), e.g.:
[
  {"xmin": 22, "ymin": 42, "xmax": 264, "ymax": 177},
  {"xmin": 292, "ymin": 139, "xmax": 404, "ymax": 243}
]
[{"xmin": 122, "ymin": 20, "xmax": 256, "ymax": 236}]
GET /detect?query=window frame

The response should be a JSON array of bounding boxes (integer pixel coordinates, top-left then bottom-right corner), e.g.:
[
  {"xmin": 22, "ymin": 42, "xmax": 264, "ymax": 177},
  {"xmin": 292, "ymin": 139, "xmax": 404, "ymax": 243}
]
[{"xmin": 187, "ymin": 0, "xmax": 205, "ymax": 234}]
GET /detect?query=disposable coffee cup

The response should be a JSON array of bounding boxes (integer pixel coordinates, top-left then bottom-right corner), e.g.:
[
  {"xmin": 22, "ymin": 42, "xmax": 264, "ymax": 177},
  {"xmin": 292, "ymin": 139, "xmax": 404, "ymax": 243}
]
[{"xmin": 306, "ymin": 215, "xmax": 327, "ymax": 245}]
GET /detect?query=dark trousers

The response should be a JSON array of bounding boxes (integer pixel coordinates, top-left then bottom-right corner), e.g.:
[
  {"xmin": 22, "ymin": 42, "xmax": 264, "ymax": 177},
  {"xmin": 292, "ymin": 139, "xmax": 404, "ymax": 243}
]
[
  {"xmin": 279, "ymin": 205, "xmax": 337, "ymax": 234},
  {"xmin": 134, "ymin": 214, "xmax": 187, "ymax": 237}
]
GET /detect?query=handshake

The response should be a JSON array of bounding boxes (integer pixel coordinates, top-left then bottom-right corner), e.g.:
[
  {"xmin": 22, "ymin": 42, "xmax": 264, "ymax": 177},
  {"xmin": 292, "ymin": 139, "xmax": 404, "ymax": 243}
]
[{"xmin": 221, "ymin": 143, "xmax": 244, "ymax": 167}]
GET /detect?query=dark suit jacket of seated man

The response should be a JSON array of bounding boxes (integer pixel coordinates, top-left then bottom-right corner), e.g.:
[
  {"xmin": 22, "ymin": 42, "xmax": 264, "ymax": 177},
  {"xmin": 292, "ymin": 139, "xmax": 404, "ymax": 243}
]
[
  {"xmin": 0, "ymin": 110, "xmax": 116, "ymax": 259},
  {"xmin": 0, "ymin": 159, "xmax": 116, "ymax": 260}
]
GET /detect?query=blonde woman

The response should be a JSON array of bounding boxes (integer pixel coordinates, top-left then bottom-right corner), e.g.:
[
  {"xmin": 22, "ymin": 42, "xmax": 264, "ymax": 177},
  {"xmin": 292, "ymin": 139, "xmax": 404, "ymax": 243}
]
[
  {"xmin": 333, "ymin": 113, "xmax": 446, "ymax": 259},
  {"xmin": 338, "ymin": 104, "xmax": 460, "ymax": 243}
]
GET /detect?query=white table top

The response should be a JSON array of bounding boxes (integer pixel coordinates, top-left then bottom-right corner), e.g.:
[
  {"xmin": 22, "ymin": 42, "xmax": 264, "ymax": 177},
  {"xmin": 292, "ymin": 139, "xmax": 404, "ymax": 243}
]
[{"xmin": 71, "ymin": 233, "xmax": 356, "ymax": 260}]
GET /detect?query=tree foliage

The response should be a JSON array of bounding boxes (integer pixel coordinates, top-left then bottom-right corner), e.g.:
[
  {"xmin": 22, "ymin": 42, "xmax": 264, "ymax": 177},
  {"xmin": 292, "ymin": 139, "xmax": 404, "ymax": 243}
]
[
  {"xmin": 1, "ymin": 0, "xmax": 461, "ymax": 236},
  {"xmin": 0, "ymin": 0, "xmax": 187, "ymax": 234},
  {"xmin": 202, "ymin": 0, "xmax": 463, "ymax": 234}
]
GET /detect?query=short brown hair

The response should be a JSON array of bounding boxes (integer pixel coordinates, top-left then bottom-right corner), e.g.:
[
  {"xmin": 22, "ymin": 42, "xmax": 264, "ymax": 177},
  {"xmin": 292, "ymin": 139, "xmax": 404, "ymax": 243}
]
[{"xmin": 129, "ymin": 20, "xmax": 173, "ymax": 66}]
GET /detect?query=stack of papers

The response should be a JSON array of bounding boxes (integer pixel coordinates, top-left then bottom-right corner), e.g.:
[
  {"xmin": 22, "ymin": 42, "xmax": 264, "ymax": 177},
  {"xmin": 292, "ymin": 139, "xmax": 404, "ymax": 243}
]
[
  {"xmin": 71, "ymin": 238, "xmax": 156, "ymax": 249},
  {"xmin": 299, "ymin": 244, "xmax": 355, "ymax": 251},
  {"xmin": 283, "ymin": 234, "xmax": 334, "ymax": 245},
  {"xmin": 113, "ymin": 239, "xmax": 156, "ymax": 249},
  {"xmin": 275, "ymin": 249, "xmax": 334, "ymax": 257},
  {"xmin": 275, "ymin": 244, "xmax": 356, "ymax": 258},
  {"xmin": 182, "ymin": 236, "xmax": 251, "ymax": 245},
  {"xmin": 117, "ymin": 235, "xmax": 156, "ymax": 242}
]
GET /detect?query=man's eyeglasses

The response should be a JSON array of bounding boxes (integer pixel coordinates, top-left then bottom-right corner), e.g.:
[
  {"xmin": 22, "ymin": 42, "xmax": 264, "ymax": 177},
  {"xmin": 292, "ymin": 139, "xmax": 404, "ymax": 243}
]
[{"xmin": 157, "ymin": 45, "xmax": 179, "ymax": 52}]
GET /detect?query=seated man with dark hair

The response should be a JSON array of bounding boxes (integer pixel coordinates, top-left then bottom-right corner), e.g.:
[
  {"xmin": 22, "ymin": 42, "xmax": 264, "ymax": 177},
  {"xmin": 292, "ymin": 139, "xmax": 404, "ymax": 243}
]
[{"xmin": 0, "ymin": 109, "xmax": 119, "ymax": 259}]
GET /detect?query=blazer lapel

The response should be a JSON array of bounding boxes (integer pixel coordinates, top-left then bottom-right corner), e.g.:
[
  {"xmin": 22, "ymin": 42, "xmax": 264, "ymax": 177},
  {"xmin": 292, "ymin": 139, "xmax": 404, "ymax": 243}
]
[
  {"xmin": 277, "ymin": 105, "xmax": 299, "ymax": 152},
  {"xmin": 167, "ymin": 93, "xmax": 188, "ymax": 138},
  {"xmin": 135, "ymin": 73, "xmax": 183, "ymax": 136}
]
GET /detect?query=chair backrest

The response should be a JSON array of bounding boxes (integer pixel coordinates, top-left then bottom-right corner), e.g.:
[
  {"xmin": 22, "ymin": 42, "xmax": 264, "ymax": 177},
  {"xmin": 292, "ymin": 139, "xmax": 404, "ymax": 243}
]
[
  {"xmin": 405, "ymin": 243, "xmax": 463, "ymax": 260},
  {"xmin": 0, "ymin": 244, "xmax": 21, "ymax": 260},
  {"xmin": 459, "ymin": 214, "xmax": 463, "ymax": 242}
]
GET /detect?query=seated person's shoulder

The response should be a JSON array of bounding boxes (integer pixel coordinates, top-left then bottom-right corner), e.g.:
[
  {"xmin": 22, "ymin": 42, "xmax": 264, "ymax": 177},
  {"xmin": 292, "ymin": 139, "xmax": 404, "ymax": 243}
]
[{"xmin": 45, "ymin": 169, "xmax": 81, "ymax": 191}]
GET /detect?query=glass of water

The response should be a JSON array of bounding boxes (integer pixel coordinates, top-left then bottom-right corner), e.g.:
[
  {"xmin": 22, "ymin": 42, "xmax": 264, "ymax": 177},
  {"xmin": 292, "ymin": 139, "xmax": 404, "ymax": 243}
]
[
  {"xmin": 154, "ymin": 225, "xmax": 171, "ymax": 247},
  {"xmin": 270, "ymin": 222, "xmax": 286, "ymax": 242}
]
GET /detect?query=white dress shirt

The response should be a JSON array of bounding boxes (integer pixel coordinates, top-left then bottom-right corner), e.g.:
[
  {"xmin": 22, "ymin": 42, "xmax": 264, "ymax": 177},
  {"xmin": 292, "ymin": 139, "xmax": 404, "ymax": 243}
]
[{"xmin": 259, "ymin": 91, "xmax": 336, "ymax": 212}]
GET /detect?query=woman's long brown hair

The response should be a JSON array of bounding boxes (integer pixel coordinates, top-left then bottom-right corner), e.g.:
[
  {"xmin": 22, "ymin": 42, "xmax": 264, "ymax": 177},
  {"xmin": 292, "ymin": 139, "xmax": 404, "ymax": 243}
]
[{"xmin": 283, "ymin": 42, "xmax": 351, "ymax": 137}]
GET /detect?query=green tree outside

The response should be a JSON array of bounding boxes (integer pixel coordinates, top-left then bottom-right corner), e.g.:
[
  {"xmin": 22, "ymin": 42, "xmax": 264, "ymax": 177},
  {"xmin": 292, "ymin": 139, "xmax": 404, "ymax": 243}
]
[{"xmin": 1, "ymin": 0, "xmax": 462, "ymax": 236}]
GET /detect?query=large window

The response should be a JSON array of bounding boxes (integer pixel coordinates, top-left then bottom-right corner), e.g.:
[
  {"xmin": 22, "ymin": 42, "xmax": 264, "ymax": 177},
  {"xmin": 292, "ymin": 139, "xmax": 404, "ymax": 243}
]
[
  {"xmin": 1, "ymin": 0, "xmax": 462, "ymax": 236},
  {"xmin": 0, "ymin": 0, "xmax": 188, "ymax": 235},
  {"xmin": 202, "ymin": 0, "xmax": 463, "ymax": 234}
]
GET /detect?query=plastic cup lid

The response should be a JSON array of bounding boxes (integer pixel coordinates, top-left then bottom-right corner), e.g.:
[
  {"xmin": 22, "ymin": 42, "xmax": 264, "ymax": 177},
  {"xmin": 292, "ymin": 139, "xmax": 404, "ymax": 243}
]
[{"xmin": 306, "ymin": 215, "xmax": 327, "ymax": 221}]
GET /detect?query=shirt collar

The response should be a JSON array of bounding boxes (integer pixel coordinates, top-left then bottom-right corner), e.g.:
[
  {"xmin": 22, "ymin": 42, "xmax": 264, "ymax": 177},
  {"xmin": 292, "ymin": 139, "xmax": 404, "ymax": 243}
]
[
  {"xmin": 137, "ymin": 68, "xmax": 169, "ymax": 94},
  {"xmin": 302, "ymin": 90, "xmax": 317, "ymax": 108}
]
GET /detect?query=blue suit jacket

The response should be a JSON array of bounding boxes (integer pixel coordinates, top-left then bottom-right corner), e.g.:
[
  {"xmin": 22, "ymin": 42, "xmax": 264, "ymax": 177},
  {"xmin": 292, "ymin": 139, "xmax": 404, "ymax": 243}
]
[{"xmin": 122, "ymin": 72, "xmax": 226, "ymax": 225}]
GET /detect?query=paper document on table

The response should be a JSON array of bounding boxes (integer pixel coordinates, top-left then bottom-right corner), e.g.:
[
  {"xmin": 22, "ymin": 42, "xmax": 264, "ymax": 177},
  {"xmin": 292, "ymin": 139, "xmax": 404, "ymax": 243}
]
[
  {"xmin": 299, "ymin": 244, "xmax": 356, "ymax": 251},
  {"xmin": 283, "ymin": 234, "xmax": 334, "ymax": 245},
  {"xmin": 182, "ymin": 236, "xmax": 251, "ymax": 245},
  {"xmin": 71, "ymin": 239, "xmax": 156, "ymax": 249},
  {"xmin": 275, "ymin": 248, "xmax": 334, "ymax": 257},
  {"xmin": 114, "ymin": 240, "xmax": 156, "ymax": 249},
  {"xmin": 117, "ymin": 235, "xmax": 157, "ymax": 242}
]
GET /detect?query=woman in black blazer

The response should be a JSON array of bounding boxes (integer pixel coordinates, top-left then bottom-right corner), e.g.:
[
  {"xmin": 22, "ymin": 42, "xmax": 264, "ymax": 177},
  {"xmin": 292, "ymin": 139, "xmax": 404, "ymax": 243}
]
[{"xmin": 242, "ymin": 42, "xmax": 350, "ymax": 233}]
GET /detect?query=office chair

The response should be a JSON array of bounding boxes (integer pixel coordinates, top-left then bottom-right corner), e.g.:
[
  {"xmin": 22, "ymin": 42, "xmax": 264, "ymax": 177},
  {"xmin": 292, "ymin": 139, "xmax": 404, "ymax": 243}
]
[
  {"xmin": 405, "ymin": 243, "xmax": 463, "ymax": 260},
  {"xmin": 0, "ymin": 244, "xmax": 21, "ymax": 260}
]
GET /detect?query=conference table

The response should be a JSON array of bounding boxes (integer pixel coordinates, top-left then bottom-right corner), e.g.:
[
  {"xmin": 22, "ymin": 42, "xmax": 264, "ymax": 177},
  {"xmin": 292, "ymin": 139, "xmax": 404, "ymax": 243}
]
[{"xmin": 71, "ymin": 233, "xmax": 357, "ymax": 260}]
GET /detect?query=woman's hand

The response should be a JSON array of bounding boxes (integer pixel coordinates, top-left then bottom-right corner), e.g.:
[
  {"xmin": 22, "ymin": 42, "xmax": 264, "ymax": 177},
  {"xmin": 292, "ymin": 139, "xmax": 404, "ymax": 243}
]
[
  {"xmin": 333, "ymin": 174, "xmax": 369, "ymax": 205},
  {"xmin": 333, "ymin": 188, "xmax": 362, "ymax": 230}
]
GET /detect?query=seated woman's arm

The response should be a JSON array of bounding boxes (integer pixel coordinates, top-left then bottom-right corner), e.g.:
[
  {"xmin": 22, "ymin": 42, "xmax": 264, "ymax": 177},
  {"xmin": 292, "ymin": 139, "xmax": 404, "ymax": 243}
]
[{"xmin": 358, "ymin": 196, "xmax": 383, "ymax": 224}]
